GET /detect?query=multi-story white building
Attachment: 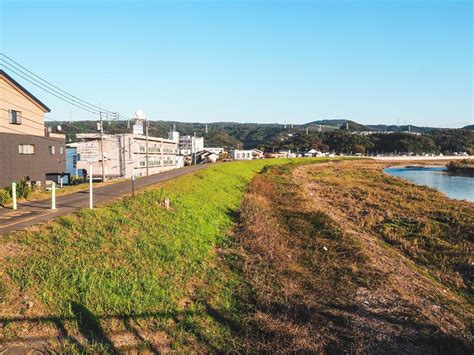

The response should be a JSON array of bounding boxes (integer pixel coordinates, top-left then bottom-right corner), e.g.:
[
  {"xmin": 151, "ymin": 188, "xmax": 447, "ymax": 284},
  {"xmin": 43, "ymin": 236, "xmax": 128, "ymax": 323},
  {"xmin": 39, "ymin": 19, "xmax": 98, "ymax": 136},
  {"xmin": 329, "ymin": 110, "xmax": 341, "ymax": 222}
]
[
  {"xmin": 178, "ymin": 135, "xmax": 204, "ymax": 155},
  {"xmin": 167, "ymin": 127, "xmax": 205, "ymax": 156},
  {"xmin": 74, "ymin": 133, "xmax": 183, "ymax": 179}
]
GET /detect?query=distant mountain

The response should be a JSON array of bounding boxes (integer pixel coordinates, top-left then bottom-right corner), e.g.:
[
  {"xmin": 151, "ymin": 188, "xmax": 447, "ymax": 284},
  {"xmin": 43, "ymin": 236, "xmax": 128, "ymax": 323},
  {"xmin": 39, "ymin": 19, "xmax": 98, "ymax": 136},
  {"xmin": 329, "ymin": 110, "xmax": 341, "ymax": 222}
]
[
  {"xmin": 367, "ymin": 124, "xmax": 442, "ymax": 134},
  {"xmin": 305, "ymin": 120, "xmax": 444, "ymax": 134},
  {"xmin": 305, "ymin": 119, "xmax": 348, "ymax": 126},
  {"xmin": 463, "ymin": 125, "xmax": 474, "ymax": 130},
  {"xmin": 339, "ymin": 120, "xmax": 373, "ymax": 132},
  {"xmin": 47, "ymin": 119, "xmax": 472, "ymax": 153}
]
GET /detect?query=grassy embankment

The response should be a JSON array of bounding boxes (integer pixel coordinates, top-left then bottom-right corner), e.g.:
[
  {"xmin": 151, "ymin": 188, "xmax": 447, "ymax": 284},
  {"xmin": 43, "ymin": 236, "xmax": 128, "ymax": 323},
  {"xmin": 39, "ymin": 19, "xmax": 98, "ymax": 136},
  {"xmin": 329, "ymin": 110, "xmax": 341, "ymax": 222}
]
[
  {"xmin": 1, "ymin": 158, "xmax": 472, "ymax": 352},
  {"xmin": 224, "ymin": 160, "xmax": 473, "ymax": 352},
  {"xmin": 0, "ymin": 158, "xmax": 326, "ymax": 352}
]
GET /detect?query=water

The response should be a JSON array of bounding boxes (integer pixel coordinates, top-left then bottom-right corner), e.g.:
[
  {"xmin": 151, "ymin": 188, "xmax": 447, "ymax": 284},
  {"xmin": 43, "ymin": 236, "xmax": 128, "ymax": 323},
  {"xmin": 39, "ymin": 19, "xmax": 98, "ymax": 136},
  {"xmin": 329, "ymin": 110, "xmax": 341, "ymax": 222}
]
[{"xmin": 384, "ymin": 166, "xmax": 474, "ymax": 202}]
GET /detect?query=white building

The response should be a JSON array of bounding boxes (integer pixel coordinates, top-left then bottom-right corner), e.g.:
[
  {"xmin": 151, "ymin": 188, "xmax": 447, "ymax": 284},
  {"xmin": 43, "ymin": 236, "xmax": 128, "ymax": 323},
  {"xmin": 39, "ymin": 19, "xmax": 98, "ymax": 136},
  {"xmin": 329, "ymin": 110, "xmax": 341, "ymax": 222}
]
[
  {"xmin": 196, "ymin": 150, "xmax": 220, "ymax": 163},
  {"xmin": 178, "ymin": 135, "xmax": 204, "ymax": 155},
  {"xmin": 304, "ymin": 149, "xmax": 326, "ymax": 157},
  {"xmin": 168, "ymin": 127, "xmax": 204, "ymax": 156},
  {"xmin": 168, "ymin": 124, "xmax": 180, "ymax": 142},
  {"xmin": 205, "ymin": 147, "xmax": 225, "ymax": 155},
  {"xmin": 74, "ymin": 133, "xmax": 183, "ymax": 179},
  {"xmin": 230, "ymin": 149, "xmax": 264, "ymax": 160}
]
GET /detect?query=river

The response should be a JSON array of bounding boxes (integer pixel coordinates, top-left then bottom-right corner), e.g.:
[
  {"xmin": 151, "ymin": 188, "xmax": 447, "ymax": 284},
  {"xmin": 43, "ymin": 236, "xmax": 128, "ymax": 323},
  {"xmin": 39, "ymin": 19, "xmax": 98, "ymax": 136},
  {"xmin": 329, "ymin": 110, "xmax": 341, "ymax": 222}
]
[{"xmin": 384, "ymin": 166, "xmax": 474, "ymax": 202}]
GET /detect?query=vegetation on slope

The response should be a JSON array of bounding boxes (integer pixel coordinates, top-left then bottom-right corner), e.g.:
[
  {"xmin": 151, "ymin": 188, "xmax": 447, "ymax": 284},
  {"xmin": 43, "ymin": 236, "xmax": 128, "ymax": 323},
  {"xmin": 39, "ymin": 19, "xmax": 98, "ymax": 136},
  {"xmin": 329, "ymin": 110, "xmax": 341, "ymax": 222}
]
[
  {"xmin": 0, "ymin": 159, "xmax": 316, "ymax": 352},
  {"xmin": 303, "ymin": 161, "xmax": 473, "ymax": 301},
  {"xmin": 1, "ymin": 159, "xmax": 472, "ymax": 352},
  {"xmin": 208, "ymin": 161, "xmax": 473, "ymax": 352}
]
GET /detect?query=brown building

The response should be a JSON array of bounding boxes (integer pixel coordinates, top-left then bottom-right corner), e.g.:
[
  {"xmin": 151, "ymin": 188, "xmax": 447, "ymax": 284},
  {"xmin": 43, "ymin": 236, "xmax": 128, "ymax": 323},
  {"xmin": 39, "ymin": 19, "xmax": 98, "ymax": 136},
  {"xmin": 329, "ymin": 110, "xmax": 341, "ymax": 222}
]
[{"xmin": 0, "ymin": 69, "xmax": 66, "ymax": 188}]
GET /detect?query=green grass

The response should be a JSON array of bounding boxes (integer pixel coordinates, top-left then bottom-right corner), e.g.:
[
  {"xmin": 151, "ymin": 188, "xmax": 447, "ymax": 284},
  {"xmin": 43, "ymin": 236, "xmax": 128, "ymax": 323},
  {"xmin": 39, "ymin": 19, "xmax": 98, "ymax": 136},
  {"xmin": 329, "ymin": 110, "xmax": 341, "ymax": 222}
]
[{"xmin": 1, "ymin": 158, "xmax": 325, "ymax": 351}]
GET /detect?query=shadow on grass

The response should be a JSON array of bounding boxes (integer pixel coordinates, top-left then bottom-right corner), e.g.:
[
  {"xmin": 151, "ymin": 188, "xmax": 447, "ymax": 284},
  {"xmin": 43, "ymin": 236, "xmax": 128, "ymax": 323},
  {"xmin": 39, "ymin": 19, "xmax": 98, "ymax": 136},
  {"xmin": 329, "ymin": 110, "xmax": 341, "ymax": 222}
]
[{"xmin": 0, "ymin": 304, "xmax": 179, "ymax": 353}]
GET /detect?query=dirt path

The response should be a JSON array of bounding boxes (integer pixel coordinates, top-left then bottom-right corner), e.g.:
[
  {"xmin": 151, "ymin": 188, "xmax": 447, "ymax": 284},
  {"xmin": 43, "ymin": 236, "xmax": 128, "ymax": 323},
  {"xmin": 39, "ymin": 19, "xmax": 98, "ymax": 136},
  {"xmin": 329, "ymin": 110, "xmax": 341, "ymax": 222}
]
[{"xmin": 292, "ymin": 161, "xmax": 473, "ymax": 350}]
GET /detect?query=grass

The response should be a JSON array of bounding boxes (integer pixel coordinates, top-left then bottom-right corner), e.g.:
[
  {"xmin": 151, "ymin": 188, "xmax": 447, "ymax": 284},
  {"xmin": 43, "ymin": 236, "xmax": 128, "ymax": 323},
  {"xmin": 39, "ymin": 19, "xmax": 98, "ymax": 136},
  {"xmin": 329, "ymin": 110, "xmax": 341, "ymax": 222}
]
[
  {"xmin": 0, "ymin": 158, "xmax": 325, "ymax": 351},
  {"xmin": 192, "ymin": 160, "xmax": 473, "ymax": 352},
  {"xmin": 307, "ymin": 161, "xmax": 474, "ymax": 301},
  {"xmin": 0, "ymin": 158, "xmax": 472, "ymax": 352}
]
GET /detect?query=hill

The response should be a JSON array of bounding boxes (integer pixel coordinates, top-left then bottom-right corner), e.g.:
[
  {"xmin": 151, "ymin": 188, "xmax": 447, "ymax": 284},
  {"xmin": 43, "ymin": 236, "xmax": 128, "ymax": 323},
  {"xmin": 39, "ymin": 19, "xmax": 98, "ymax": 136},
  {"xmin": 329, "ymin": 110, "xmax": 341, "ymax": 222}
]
[
  {"xmin": 47, "ymin": 120, "xmax": 474, "ymax": 154},
  {"xmin": 463, "ymin": 125, "xmax": 474, "ymax": 130},
  {"xmin": 367, "ymin": 124, "xmax": 442, "ymax": 133},
  {"xmin": 338, "ymin": 120, "xmax": 372, "ymax": 132}
]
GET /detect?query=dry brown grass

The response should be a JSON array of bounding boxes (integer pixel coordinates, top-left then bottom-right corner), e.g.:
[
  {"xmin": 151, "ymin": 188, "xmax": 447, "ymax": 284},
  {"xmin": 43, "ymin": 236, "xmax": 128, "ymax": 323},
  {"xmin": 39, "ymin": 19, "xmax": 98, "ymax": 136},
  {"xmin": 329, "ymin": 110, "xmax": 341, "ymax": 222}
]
[{"xmin": 229, "ymin": 161, "xmax": 473, "ymax": 353}]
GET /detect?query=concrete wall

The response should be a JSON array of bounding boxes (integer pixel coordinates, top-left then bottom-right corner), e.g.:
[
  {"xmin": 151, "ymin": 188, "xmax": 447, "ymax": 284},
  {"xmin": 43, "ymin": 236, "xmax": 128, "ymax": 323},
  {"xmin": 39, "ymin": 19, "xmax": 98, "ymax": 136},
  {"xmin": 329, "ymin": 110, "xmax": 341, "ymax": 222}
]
[{"xmin": 0, "ymin": 132, "xmax": 66, "ymax": 188}]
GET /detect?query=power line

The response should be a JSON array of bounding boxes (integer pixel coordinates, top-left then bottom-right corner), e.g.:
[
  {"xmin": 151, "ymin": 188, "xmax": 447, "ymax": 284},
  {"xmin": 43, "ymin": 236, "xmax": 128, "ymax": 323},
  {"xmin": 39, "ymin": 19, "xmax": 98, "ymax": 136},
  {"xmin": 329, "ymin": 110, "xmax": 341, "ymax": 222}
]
[
  {"xmin": 1, "ymin": 63, "xmax": 101, "ymax": 115},
  {"xmin": 1, "ymin": 85, "xmax": 133, "ymax": 133},
  {"xmin": 0, "ymin": 53, "xmax": 119, "ymax": 117}
]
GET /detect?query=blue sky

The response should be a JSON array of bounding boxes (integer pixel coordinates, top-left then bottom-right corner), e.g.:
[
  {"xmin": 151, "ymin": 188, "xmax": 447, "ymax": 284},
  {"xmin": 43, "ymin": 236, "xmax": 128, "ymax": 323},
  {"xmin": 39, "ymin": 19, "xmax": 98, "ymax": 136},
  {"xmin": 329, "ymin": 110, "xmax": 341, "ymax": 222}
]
[{"xmin": 1, "ymin": 0, "xmax": 472, "ymax": 127}]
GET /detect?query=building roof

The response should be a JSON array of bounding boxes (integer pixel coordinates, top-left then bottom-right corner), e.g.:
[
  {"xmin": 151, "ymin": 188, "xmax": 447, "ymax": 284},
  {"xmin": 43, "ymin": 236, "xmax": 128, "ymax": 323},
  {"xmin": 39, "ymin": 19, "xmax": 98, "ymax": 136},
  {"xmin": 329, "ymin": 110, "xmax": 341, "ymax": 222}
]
[{"xmin": 0, "ymin": 69, "xmax": 51, "ymax": 112}]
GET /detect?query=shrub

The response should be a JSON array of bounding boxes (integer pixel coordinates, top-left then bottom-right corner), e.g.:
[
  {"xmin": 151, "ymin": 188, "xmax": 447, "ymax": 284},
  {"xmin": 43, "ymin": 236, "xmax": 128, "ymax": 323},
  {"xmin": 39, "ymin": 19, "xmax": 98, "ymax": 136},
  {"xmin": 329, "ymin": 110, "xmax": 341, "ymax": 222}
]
[
  {"xmin": 16, "ymin": 177, "xmax": 32, "ymax": 199},
  {"xmin": 0, "ymin": 189, "xmax": 11, "ymax": 205}
]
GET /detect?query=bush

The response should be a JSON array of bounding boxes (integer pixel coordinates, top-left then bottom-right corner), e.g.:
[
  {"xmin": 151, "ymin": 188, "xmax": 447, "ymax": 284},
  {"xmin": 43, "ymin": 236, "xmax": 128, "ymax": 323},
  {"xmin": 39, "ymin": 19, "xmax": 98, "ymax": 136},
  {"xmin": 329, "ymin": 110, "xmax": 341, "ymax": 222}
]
[
  {"xmin": 0, "ymin": 189, "xmax": 11, "ymax": 205},
  {"xmin": 4, "ymin": 178, "xmax": 32, "ymax": 201},
  {"xmin": 16, "ymin": 178, "xmax": 31, "ymax": 199}
]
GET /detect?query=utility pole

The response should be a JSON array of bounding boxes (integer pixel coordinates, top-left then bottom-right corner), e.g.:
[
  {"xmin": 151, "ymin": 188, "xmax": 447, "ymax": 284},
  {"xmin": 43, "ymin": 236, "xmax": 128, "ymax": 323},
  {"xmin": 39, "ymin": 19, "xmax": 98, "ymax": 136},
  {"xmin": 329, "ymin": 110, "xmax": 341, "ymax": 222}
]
[
  {"xmin": 145, "ymin": 118, "xmax": 150, "ymax": 176},
  {"xmin": 192, "ymin": 132, "xmax": 196, "ymax": 165},
  {"xmin": 89, "ymin": 164, "xmax": 93, "ymax": 209},
  {"xmin": 161, "ymin": 138, "xmax": 164, "ymax": 172},
  {"xmin": 99, "ymin": 111, "xmax": 105, "ymax": 182}
]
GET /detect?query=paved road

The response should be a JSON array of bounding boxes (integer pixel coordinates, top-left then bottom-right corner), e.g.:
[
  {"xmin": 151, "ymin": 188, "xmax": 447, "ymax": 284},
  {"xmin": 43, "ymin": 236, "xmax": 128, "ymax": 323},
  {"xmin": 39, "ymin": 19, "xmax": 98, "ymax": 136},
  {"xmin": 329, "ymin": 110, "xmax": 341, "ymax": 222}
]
[{"xmin": 0, "ymin": 164, "xmax": 208, "ymax": 235}]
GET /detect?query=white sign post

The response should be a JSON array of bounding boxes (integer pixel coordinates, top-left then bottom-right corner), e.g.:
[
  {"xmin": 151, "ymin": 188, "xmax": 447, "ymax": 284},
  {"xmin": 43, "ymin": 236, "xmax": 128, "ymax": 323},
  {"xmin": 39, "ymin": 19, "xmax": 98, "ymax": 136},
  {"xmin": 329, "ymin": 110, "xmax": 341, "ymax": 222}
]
[
  {"xmin": 11, "ymin": 182, "xmax": 17, "ymax": 210},
  {"xmin": 89, "ymin": 164, "xmax": 93, "ymax": 209},
  {"xmin": 51, "ymin": 182, "xmax": 56, "ymax": 210}
]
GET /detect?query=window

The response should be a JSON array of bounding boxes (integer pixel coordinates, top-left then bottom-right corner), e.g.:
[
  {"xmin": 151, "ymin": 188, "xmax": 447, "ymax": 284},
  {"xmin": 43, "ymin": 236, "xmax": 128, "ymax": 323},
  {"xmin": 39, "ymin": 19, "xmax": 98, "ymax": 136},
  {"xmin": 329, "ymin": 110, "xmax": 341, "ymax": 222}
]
[
  {"xmin": 18, "ymin": 144, "xmax": 35, "ymax": 154},
  {"xmin": 59, "ymin": 146, "xmax": 64, "ymax": 155},
  {"xmin": 9, "ymin": 110, "xmax": 22, "ymax": 124},
  {"xmin": 48, "ymin": 146, "xmax": 56, "ymax": 155}
]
